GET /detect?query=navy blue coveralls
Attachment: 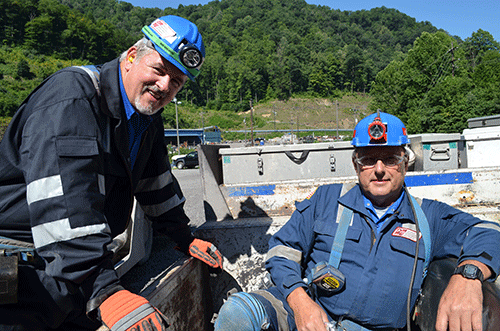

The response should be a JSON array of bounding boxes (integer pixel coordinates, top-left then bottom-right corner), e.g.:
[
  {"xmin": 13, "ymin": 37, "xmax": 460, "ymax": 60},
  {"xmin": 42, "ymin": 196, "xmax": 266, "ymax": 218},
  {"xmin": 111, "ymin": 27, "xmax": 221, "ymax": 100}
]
[{"xmin": 259, "ymin": 183, "xmax": 500, "ymax": 330}]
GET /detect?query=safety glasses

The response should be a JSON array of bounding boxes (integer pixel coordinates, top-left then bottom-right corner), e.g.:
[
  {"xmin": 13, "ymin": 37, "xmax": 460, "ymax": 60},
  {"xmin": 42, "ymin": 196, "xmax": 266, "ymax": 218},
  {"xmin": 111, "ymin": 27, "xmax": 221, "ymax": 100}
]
[{"xmin": 354, "ymin": 155, "xmax": 406, "ymax": 168}]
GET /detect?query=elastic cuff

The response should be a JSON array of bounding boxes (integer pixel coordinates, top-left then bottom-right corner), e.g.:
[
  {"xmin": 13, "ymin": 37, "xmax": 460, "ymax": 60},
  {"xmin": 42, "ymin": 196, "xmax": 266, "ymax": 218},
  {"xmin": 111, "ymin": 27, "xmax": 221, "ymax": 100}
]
[{"xmin": 86, "ymin": 284, "xmax": 125, "ymax": 321}]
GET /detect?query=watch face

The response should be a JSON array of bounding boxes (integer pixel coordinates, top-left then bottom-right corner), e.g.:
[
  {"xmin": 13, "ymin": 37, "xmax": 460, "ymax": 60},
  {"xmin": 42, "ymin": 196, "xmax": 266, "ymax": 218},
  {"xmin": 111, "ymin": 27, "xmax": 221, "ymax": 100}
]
[{"xmin": 463, "ymin": 264, "xmax": 478, "ymax": 278}]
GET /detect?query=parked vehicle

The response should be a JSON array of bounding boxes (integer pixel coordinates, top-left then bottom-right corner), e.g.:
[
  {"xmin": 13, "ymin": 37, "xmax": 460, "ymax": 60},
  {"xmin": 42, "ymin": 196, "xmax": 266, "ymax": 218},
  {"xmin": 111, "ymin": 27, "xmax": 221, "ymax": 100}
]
[{"xmin": 172, "ymin": 151, "xmax": 199, "ymax": 169}]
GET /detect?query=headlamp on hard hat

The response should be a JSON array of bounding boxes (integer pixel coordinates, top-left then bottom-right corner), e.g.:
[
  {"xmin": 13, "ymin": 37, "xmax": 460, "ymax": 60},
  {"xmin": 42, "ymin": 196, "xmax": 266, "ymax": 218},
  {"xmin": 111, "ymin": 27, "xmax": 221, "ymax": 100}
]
[
  {"xmin": 178, "ymin": 41, "xmax": 203, "ymax": 69},
  {"xmin": 367, "ymin": 110, "xmax": 387, "ymax": 143},
  {"xmin": 141, "ymin": 16, "xmax": 205, "ymax": 81}
]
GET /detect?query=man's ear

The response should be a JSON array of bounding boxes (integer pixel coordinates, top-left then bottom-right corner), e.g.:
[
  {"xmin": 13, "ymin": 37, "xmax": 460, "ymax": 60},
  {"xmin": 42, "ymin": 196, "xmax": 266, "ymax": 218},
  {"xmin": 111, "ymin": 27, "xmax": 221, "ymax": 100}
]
[
  {"xmin": 352, "ymin": 158, "xmax": 359, "ymax": 174},
  {"xmin": 124, "ymin": 47, "xmax": 138, "ymax": 70}
]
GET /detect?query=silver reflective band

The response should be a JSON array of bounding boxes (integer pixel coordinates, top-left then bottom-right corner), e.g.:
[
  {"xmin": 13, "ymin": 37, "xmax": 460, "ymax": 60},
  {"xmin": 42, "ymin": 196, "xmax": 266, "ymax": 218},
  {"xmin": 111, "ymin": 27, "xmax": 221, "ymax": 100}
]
[
  {"xmin": 475, "ymin": 222, "xmax": 500, "ymax": 233},
  {"xmin": 111, "ymin": 303, "xmax": 156, "ymax": 331},
  {"xmin": 265, "ymin": 245, "xmax": 302, "ymax": 264},
  {"xmin": 140, "ymin": 195, "xmax": 185, "ymax": 217},
  {"xmin": 98, "ymin": 174, "xmax": 105, "ymax": 195},
  {"xmin": 32, "ymin": 218, "xmax": 110, "ymax": 248},
  {"xmin": 135, "ymin": 171, "xmax": 173, "ymax": 193},
  {"xmin": 27, "ymin": 175, "xmax": 64, "ymax": 205}
]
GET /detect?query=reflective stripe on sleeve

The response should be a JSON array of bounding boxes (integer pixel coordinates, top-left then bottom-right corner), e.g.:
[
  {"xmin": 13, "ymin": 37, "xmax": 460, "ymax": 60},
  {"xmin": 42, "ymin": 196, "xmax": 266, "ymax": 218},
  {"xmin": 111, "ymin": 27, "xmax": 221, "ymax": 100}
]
[
  {"xmin": 474, "ymin": 222, "xmax": 500, "ymax": 233},
  {"xmin": 140, "ymin": 195, "xmax": 186, "ymax": 217},
  {"xmin": 98, "ymin": 174, "xmax": 105, "ymax": 195},
  {"xmin": 32, "ymin": 218, "xmax": 111, "ymax": 248},
  {"xmin": 135, "ymin": 171, "xmax": 173, "ymax": 193},
  {"xmin": 27, "ymin": 175, "xmax": 64, "ymax": 205},
  {"xmin": 265, "ymin": 245, "xmax": 302, "ymax": 264}
]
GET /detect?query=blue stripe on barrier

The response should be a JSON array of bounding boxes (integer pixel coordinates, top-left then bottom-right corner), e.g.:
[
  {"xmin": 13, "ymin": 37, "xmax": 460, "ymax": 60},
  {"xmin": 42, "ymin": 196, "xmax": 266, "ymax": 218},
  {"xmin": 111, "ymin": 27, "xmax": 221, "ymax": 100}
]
[
  {"xmin": 227, "ymin": 172, "xmax": 473, "ymax": 197},
  {"xmin": 227, "ymin": 185, "xmax": 276, "ymax": 197},
  {"xmin": 405, "ymin": 172, "xmax": 473, "ymax": 187}
]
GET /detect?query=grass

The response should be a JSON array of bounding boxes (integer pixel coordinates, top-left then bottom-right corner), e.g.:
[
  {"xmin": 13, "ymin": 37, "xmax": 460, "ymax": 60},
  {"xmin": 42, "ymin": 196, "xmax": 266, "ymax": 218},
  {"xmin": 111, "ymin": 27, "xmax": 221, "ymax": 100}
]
[{"xmin": 0, "ymin": 94, "xmax": 373, "ymax": 142}]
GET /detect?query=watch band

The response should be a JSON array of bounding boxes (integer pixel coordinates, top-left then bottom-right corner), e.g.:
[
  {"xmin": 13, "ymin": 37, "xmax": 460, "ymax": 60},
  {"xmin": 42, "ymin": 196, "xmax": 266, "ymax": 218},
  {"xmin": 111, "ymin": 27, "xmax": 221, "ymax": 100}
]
[{"xmin": 453, "ymin": 264, "xmax": 484, "ymax": 282}]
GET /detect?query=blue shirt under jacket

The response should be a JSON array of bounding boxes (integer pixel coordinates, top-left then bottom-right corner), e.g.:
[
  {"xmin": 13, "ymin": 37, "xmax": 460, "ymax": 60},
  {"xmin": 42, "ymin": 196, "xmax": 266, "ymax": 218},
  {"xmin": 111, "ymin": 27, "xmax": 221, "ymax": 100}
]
[{"xmin": 265, "ymin": 183, "xmax": 500, "ymax": 329}]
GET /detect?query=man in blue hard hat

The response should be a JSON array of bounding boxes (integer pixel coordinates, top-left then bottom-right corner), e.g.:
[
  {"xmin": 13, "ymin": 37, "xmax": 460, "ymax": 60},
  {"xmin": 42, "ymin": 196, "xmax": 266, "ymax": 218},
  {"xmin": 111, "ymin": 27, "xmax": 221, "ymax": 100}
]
[
  {"xmin": 0, "ymin": 16, "xmax": 221, "ymax": 330},
  {"xmin": 214, "ymin": 111, "xmax": 500, "ymax": 331}
]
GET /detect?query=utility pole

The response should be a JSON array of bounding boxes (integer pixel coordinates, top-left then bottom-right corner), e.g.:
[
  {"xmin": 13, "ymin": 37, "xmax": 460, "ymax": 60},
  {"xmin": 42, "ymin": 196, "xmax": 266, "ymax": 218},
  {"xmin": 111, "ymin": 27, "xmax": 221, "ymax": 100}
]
[
  {"xmin": 200, "ymin": 111, "xmax": 205, "ymax": 144},
  {"xmin": 250, "ymin": 99, "xmax": 255, "ymax": 146},
  {"xmin": 243, "ymin": 117, "xmax": 247, "ymax": 142},
  {"xmin": 174, "ymin": 97, "xmax": 180, "ymax": 155},
  {"xmin": 296, "ymin": 113, "xmax": 299, "ymax": 136},
  {"xmin": 336, "ymin": 100, "xmax": 339, "ymax": 139},
  {"xmin": 273, "ymin": 105, "xmax": 277, "ymax": 132}
]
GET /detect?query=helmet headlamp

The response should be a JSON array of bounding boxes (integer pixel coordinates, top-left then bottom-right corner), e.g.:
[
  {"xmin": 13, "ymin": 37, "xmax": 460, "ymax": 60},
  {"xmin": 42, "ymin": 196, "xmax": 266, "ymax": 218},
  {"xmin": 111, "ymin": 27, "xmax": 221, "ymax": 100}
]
[
  {"xmin": 141, "ymin": 16, "xmax": 205, "ymax": 81},
  {"xmin": 179, "ymin": 42, "xmax": 203, "ymax": 69},
  {"xmin": 368, "ymin": 115, "xmax": 387, "ymax": 143}
]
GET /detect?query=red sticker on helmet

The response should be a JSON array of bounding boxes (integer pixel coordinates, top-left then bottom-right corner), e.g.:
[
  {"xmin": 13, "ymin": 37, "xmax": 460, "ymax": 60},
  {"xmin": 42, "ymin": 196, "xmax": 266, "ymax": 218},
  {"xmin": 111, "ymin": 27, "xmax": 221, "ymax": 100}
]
[{"xmin": 150, "ymin": 19, "xmax": 177, "ymax": 43}]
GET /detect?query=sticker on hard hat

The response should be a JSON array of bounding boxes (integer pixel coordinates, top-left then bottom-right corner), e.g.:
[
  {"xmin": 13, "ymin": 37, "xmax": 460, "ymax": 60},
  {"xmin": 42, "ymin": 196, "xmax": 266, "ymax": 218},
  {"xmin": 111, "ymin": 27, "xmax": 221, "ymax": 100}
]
[{"xmin": 150, "ymin": 19, "xmax": 177, "ymax": 44}]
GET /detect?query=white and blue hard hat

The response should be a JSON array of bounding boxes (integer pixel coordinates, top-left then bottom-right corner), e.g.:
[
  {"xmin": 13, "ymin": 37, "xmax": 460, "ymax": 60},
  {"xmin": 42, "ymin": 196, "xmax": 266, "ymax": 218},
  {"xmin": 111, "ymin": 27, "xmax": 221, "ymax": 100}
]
[
  {"xmin": 142, "ymin": 15, "xmax": 205, "ymax": 81},
  {"xmin": 351, "ymin": 110, "xmax": 410, "ymax": 147}
]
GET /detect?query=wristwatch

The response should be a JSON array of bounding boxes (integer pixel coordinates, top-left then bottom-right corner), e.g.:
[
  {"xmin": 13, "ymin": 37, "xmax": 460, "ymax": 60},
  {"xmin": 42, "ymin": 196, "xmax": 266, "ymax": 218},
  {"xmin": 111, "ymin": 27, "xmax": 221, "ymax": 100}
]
[{"xmin": 453, "ymin": 264, "xmax": 484, "ymax": 282}]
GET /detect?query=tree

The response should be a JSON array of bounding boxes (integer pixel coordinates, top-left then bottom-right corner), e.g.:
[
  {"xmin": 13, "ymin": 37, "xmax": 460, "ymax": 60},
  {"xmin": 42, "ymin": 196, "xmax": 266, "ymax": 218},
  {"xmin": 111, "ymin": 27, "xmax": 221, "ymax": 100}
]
[{"xmin": 371, "ymin": 30, "xmax": 500, "ymax": 134}]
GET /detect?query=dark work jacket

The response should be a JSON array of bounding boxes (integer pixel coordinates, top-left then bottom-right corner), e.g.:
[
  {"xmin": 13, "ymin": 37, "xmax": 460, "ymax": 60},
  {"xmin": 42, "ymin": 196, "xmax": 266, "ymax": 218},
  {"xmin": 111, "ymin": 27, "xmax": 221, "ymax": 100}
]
[{"xmin": 0, "ymin": 58, "xmax": 193, "ymax": 325}]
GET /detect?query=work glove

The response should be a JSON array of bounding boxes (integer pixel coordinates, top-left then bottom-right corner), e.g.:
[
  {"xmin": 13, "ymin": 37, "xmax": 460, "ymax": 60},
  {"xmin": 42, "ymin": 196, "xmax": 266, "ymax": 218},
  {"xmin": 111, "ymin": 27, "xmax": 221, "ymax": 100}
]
[
  {"xmin": 99, "ymin": 290, "xmax": 169, "ymax": 331},
  {"xmin": 189, "ymin": 238, "xmax": 223, "ymax": 269}
]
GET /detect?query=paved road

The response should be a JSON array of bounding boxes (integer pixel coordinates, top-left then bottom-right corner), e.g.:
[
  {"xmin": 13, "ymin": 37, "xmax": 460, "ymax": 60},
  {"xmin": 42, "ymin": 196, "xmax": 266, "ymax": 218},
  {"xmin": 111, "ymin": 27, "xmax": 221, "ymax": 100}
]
[{"xmin": 172, "ymin": 168, "xmax": 205, "ymax": 227}]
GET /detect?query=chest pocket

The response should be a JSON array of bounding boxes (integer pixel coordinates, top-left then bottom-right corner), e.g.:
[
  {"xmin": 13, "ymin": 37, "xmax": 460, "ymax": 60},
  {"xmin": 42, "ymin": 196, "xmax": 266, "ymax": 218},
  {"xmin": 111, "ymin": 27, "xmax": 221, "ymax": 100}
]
[
  {"xmin": 312, "ymin": 218, "xmax": 362, "ymax": 259},
  {"xmin": 390, "ymin": 234, "xmax": 426, "ymax": 261}
]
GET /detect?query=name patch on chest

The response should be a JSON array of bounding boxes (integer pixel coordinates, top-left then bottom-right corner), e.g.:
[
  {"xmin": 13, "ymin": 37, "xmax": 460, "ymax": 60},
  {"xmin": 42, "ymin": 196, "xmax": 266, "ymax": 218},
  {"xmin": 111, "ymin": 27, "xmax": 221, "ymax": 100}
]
[{"xmin": 392, "ymin": 227, "xmax": 422, "ymax": 242}]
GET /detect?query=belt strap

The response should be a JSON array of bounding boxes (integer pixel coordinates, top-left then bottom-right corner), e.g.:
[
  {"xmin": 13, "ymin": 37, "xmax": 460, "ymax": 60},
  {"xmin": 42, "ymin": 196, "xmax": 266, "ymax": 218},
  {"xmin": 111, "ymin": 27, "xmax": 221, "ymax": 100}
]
[
  {"xmin": 331, "ymin": 318, "xmax": 397, "ymax": 331},
  {"xmin": 0, "ymin": 236, "xmax": 38, "ymax": 263}
]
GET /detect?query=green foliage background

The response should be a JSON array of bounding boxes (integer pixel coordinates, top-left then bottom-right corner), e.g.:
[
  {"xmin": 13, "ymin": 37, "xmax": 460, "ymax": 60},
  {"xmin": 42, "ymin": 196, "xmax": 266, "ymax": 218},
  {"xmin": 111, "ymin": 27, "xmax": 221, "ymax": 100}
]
[{"xmin": 0, "ymin": 0, "xmax": 498, "ymax": 138}]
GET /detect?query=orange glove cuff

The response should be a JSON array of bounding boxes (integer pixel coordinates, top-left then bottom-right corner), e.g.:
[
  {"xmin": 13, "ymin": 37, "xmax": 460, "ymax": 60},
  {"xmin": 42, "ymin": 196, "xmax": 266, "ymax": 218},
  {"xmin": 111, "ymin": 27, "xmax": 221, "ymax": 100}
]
[
  {"xmin": 99, "ymin": 290, "xmax": 166, "ymax": 330},
  {"xmin": 189, "ymin": 238, "xmax": 223, "ymax": 269}
]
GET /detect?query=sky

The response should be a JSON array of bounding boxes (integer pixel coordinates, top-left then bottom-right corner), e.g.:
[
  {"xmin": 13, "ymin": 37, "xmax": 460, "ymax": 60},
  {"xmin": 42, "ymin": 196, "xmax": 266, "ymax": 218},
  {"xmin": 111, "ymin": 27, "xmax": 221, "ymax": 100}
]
[{"xmin": 124, "ymin": 0, "xmax": 499, "ymax": 41}]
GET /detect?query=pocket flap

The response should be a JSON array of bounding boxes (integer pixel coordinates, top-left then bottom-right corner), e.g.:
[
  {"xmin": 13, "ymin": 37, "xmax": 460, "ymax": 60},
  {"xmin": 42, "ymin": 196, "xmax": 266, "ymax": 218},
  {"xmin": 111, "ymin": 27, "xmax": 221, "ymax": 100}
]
[{"xmin": 56, "ymin": 137, "xmax": 98, "ymax": 157}]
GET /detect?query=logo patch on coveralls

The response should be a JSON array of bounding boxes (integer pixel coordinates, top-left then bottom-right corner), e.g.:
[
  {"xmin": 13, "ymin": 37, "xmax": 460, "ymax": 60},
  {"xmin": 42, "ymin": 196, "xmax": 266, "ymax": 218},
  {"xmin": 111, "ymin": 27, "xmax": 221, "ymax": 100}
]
[{"xmin": 392, "ymin": 226, "xmax": 422, "ymax": 242}]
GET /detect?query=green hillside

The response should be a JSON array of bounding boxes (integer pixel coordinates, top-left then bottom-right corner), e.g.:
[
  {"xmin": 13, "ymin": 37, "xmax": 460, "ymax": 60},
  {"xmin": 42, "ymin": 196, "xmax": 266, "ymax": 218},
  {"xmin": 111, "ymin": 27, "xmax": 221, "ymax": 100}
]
[{"xmin": 0, "ymin": 0, "xmax": 498, "ymax": 138}]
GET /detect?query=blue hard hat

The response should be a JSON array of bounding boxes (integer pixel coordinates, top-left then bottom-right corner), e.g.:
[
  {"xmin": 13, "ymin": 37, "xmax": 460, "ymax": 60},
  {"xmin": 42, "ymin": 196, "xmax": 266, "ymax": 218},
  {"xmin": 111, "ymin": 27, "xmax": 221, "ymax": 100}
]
[
  {"xmin": 142, "ymin": 16, "xmax": 205, "ymax": 81},
  {"xmin": 351, "ymin": 111, "xmax": 410, "ymax": 147}
]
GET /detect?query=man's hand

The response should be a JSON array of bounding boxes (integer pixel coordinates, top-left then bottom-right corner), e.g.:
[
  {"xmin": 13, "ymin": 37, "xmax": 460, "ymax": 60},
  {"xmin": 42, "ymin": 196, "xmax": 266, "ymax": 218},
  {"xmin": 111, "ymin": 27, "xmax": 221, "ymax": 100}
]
[
  {"xmin": 435, "ymin": 261, "xmax": 491, "ymax": 331},
  {"xmin": 189, "ymin": 238, "xmax": 223, "ymax": 269},
  {"xmin": 99, "ymin": 290, "xmax": 168, "ymax": 331},
  {"xmin": 287, "ymin": 287, "xmax": 329, "ymax": 331}
]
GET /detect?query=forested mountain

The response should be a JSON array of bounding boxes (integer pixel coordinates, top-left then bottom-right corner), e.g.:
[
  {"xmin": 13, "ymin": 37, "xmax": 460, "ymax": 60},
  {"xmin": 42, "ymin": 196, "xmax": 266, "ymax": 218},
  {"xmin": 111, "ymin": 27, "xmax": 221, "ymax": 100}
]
[{"xmin": 0, "ymin": 0, "xmax": 498, "ymax": 134}]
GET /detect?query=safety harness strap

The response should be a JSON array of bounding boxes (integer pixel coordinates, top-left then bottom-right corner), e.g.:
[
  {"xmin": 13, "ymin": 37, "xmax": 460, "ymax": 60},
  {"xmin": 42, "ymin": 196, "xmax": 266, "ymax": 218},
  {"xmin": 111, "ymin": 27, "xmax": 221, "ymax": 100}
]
[
  {"xmin": 409, "ymin": 195, "xmax": 431, "ymax": 276},
  {"xmin": 328, "ymin": 205, "xmax": 353, "ymax": 268},
  {"xmin": 75, "ymin": 65, "xmax": 101, "ymax": 96}
]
